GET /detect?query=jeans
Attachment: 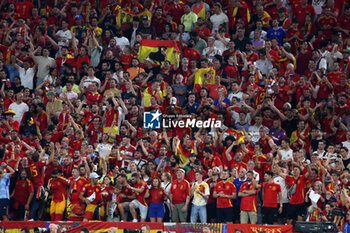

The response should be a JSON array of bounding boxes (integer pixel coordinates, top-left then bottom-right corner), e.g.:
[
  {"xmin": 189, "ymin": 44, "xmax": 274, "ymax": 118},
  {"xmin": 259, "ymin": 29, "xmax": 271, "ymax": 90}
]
[
  {"xmin": 29, "ymin": 186, "xmax": 42, "ymax": 220},
  {"xmin": 190, "ymin": 205, "xmax": 207, "ymax": 223}
]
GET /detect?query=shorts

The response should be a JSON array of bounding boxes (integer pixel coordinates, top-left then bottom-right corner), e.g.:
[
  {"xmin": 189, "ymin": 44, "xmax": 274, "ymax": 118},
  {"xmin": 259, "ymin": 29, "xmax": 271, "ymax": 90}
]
[
  {"xmin": 148, "ymin": 203, "xmax": 165, "ymax": 218},
  {"xmin": 278, "ymin": 203, "xmax": 289, "ymax": 219},
  {"xmin": 262, "ymin": 207, "xmax": 278, "ymax": 224},
  {"xmin": 131, "ymin": 199, "xmax": 148, "ymax": 219},
  {"xmin": 287, "ymin": 203, "xmax": 306, "ymax": 220},
  {"xmin": 216, "ymin": 207, "xmax": 234, "ymax": 223},
  {"xmin": 0, "ymin": 199, "xmax": 9, "ymax": 216},
  {"xmin": 84, "ymin": 204, "xmax": 98, "ymax": 220},
  {"xmin": 50, "ymin": 199, "xmax": 66, "ymax": 216}
]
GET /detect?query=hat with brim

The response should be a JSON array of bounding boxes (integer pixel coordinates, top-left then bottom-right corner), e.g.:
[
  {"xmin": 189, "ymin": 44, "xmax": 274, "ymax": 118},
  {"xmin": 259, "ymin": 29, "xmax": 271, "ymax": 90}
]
[{"xmin": 3, "ymin": 109, "xmax": 16, "ymax": 116}]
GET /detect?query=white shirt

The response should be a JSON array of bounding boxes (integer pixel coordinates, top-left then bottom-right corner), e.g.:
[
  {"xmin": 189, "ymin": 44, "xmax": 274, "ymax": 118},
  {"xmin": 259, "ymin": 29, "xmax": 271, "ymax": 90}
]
[
  {"xmin": 274, "ymin": 175, "xmax": 289, "ymax": 203},
  {"xmin": 228, "ymin": 91, "xmax": 243, "ymax": 102},
  {"xmin": 96, "ymin": 143, "xmax": 112, "ymax": 159},
  {"xmin": 279, "ymin": 148, "xmax": 293, "ymax": 161},
  {"xmin": 192, "ymin": 181, "xmax": 210, "ymax": 206},
  {"xmin": 248, "ymin": 124, "xmax": 263, "ymax": 143},
  {"xmin": 255, "ymin": 59, "xmax": 273, "ymax": 75},
  {"xmin": 312, "ymin": 0, "xmax": 327, "ymax": 15},
  {"xmin": 202, "ymin": 47, "xmax": 222, "ymax": 62},
  {"xmin": 18, "ymin": 67, "xmax": 35, "ymax": 90},
  {"xmin": 35, "ymin": 56, "xmax": 55, "ymax": 79},
  {"xmin": 214, "ymin": 38, "xmax": 229, "ymax": 53},
  {"xmin": 114, "ymin": 36, "xmax": 130, "ymax": 50},
  {"xmin": 343, "ymin": 141, "xmax": 350, "ymax": 156},
  {"xmin": 249, "ymin": 30, "xmax": 267, "ymax": 40},
  {"xmin": 83, "ymin": 76, "xmax": 101, "ymax": 88},
  {"xmin": 9, "ymin": 102, "xmax": 29, "ymax": 123},
  {"xmin": 210, "ymin": 13, "xmax": 228, "ymax": 34},
  {"xmin": 56, "ymin": 29, "xmax": 72, "ymax": 46}
]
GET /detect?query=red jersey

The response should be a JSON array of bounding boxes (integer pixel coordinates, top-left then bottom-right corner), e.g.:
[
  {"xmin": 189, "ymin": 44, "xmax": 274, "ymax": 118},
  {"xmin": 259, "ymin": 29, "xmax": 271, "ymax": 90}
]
[
  {"xmin": 56, "ymin": 55, "xmax": 75, "ymax": 75},
  {"xmin": 69, "ymin": 176, "xmax": 88, "ymax": 204},
  {"xmin": 168, "ymin": 2, "xmax": 184, "ymax": 24},
  {"xmin": 261, "ymin": 182, "xmax": 281, "ymax": 207},
  {"xmin": 133, "ymin": 180, "xmax": 148, "ymax": 206},
  {"xmin": 318, "ymin": 15, "xmax": 337, "ymax": 40},
  {"xmin": 119, "ymin": 185, "xmax": 134, "ymax": 203},
  {"xmin": 258, "ymin": 136, "xmax": 273, "ymax": 154},
  {"xmin": 28, "ymin": 160, "xmax": 46, "ymax": 187},
  {"xmin": 2, "ymin": 120, "xmax": 20, "ymax": 134},
  {"xmin": 36, "ymin": 112, "xmax": 48, "ymax": 132},
  {"xmin": 149, "ymin": 188, "xmax": 166, "ymax": 204},
  {"xmin": 105, "ymin": 107, "xmax": 119, "ymax": 128},
  {"xmin": 82, "ymin": 183, "xmax": 102, "ymax": 205},
  {"xmin": 294, "ymin": 4, "xmax": 316, "ymax": 25},
  {"xmin": 48, "ymin": 176, "xmax": 71, "ymax": 202},
  {"xmin": 186, "ymin": 169, "xmax": 207, "ymax": 183},
  {"xmin": 44, "ymin": 163, "xmax": 62, "ymax": 185},
  {"xmin": 214, "ymin": 180, "xmax": 236, "ymax": 208},
  {"xmin": 85, "ymin": 91, "xmax": 103, "ymax": 105},
  {"xmin": 16, "ymin": 1, "xmax": 34, "ymax": 18},
  {"xmin": 13, "ymin": 178, "xmax": 34, "ymax": 205},
  {"xmin": 240, "ymin": 182, "xmax": 258, "ymax": 212},
  {"xmin": 170, "ymin": 179, "xmax": 190, "ymax": 204},
  {"xmin": 203, "ymin": 156, "xmax": 223, "ymax": 170},
  {"xmin": 285, "ymin": 175, "xmax": 307, "ymax": 204},
  {"xmin": 182, "ymin": 47, "xmax": 201, "ymax": 61},
  {"xmin": 230, "ymin": 160, "xmax": 247, "ymax": 171}
]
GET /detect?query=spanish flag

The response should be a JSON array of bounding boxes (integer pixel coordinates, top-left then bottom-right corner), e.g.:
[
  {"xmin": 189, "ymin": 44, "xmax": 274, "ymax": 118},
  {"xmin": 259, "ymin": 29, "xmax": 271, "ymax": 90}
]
[
  {"xmin": 176, "ymin": 140, "xmax": 194, "ymax": 164},
  {"xmin": 192, "ymin": 2, "xmax": 206, "ymax": 18},
  {"xmin": 194, "ymin": 67, "xmax": 216, "ymax": 93},
  {"xmin": 116, "ymin": 9, "xmax": 152, "ymax": 29},
  {"xmin": 226, "ymin": 128, "xmax": 245, "ymax": 144},
  {"xmin": 138, "ymin": 39, "xmax": 181, "ymax": 66}
]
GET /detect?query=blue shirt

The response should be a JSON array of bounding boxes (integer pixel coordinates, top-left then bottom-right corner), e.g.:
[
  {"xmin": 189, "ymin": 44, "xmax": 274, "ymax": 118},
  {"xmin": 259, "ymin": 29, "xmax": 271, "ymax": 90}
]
[
  {"xmin": 0, "ymin": 173, "xmax": 10, "ymax": 199},
  {"xmin": 266, "ymin": 27, "xmax": 286, "ymax": 45},
  {"xmin": 214, "ymin": 98, "xmax": 230, "ymax": 108},
  {"xmin": 233, "ymin": 178, "xmax": 246, "ymax": 206},
  {"xmin": 186, "ymin": 102, "xmax": 200, "ymax": 114}
]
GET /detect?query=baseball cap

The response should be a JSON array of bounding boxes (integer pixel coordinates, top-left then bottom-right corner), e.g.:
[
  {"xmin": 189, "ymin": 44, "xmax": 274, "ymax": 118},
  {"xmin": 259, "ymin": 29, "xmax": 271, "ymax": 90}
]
[
  {"xmin": 75, "ymin": 15, "xmax": 82, "ymax": 20},
  {"xmin": 142, "ymin": 15, "xmax": 150, "ymax": 21},
  {"xmin": 47, "ymin": 91, "xmax": 56, "ymax": 96},
  {"xmin": 170, "ymin": 97, "xmax": 177, "ymax": 105},
  {"xmin": 89, "ymin": 172, "xmax": 100, "ymax": 179}
]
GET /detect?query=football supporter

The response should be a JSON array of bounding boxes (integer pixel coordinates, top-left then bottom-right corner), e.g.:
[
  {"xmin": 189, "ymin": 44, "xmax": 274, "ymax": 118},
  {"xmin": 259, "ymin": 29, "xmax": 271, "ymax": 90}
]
[
  {"xmin": 170, "ymin": 168, "xmax": 190, "ymax": 222},
  {"xmin": 1, "ymin": 0, "xmax": 350, "ymax": 226}
]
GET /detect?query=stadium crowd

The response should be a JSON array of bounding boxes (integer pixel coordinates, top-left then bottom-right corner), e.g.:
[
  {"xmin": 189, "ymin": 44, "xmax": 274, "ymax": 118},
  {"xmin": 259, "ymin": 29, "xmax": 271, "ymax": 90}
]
[{"xmin": 1, "ymin": 0, "xmax": 350, "ymax": 228}]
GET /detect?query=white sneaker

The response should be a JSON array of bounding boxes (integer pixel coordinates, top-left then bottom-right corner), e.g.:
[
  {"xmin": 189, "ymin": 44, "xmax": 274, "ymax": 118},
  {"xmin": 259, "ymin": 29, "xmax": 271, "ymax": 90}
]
[{"xmin": 132, "ymin": 219, "xmax": 138, "ymax": 222}]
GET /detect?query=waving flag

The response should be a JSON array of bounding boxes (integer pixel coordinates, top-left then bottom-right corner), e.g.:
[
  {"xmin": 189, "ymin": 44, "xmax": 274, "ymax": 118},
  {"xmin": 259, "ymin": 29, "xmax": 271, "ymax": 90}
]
[
  {"xmin": 138, "ymin": 39, "xmax": 181, "ymax": 66},
  {"xmin": 194, "ymin": 67, "xmax": 216, "ymax": 93},
  {"xmin": 116, "ymin": 9, "xmax": 152, "ymax": 29}
]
